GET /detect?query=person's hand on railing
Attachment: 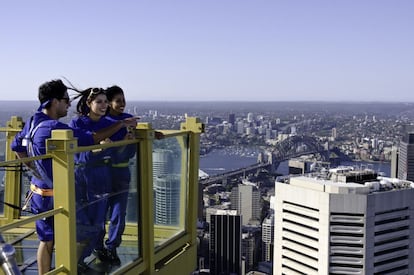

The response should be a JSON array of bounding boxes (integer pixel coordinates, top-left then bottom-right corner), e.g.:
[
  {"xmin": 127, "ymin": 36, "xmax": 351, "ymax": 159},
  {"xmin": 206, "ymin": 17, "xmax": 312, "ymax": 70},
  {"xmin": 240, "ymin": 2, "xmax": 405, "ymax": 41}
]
[{"xmin": 155, "ymin": 131, "xmax": 164, "ymax": 140}]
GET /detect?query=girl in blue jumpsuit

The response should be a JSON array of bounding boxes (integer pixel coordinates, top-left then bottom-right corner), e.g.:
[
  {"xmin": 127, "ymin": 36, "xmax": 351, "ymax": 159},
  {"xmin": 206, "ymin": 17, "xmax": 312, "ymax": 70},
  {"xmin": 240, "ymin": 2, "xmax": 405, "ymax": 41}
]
[
  {"xmin": 94, "ymin": 85, "xmax": 135, "ymax": 265},
  {"xmin": 70, "ymin": 88, "xmax": 116, "ymax": 266}
]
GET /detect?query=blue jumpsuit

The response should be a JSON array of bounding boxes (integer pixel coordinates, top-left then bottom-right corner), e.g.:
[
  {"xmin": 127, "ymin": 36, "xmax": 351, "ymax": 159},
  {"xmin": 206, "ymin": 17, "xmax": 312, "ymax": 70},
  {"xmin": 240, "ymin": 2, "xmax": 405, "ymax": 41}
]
[
  {"xmin": 11, "ymin": 111, "xmax": 94, "ymax": 242},
  {"xmin": 104, "ymin": 113, "xmax": 136, "ymax": 251},
  {"xmin": 69, "ymin": 116, "xmax": 115, "ymax": 262}
]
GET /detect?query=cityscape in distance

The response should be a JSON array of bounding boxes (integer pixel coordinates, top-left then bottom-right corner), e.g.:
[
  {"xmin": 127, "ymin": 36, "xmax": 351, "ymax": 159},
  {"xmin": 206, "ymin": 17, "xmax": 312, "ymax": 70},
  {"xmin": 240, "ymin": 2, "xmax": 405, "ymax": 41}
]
[
  {"xmin": 2, "ymin": 100, "xmax": 414, "ymax": 165},
  {"xmin": 1, "ymin": 100, "xmax": 414, "ymax": 274}
]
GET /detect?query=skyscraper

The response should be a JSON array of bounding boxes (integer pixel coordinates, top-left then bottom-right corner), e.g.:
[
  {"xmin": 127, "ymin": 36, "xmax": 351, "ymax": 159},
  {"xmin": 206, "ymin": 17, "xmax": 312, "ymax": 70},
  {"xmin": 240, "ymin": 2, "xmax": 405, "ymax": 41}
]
[
  {"xmin": 261, "ymin": 215, "xmax": 274, "ymax": 262},
  {"xmin": 153, "ymin": 149, "xmax": 180, "ymax": 225},
  {"xmin": 398, "ymin": 132, "xmax": 414, "ymax": 181},
  {"xmin": 153, "ymin": 149, "xmax": 174, "ymax": 177},
  {"xmin": 274, "ymin": 176, "xmax": 414, "ymax": 274},
  {"xmin": 209, "ymin": 214, "xmax": 242, "ymax": 275},
  {"xmin": 153, "ymin": 175, "xmax": 181, "ymax": 225},
  {"xmin": 391, "ymin": 146, "xmax": 399, "ymax": 178},
  {"xmin": 247, "ymin": 112, "xmax": 254, "ymax": 123},
  {"xmin": 230, "ymin": 184, "xmax": 261, "ymax": 226},
  {"xmin": 228, "ymin": 113, "xmax": 235, "ymax": 125}
]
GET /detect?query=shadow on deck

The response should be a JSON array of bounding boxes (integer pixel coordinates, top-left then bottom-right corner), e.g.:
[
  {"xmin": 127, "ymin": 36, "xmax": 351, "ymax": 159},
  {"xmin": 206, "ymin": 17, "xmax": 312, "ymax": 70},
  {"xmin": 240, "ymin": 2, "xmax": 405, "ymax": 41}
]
[{"xmin": 2, "ymin": 230, "xmax": 138, "ymax": 274}]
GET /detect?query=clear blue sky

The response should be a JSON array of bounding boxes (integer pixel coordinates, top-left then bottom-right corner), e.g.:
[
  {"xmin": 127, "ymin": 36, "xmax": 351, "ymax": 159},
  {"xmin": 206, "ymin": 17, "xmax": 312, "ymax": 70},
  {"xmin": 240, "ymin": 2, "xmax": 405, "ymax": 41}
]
[{"xmin": 1, "ymin": 1, "xmax": 413, "ymax": 102}]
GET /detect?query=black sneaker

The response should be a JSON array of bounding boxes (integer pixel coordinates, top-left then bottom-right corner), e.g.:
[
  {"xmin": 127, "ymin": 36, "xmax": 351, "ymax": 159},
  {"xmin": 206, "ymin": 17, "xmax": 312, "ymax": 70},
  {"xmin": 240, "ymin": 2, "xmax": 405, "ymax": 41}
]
[
  {"xmin": 107, "ymin": 249, "xmax": 121, "ymax": 266},
  {"xmin": 77, "ymin": 262, "xmax": 92, "ymax": 274},
  {"xmin": 92, "ymin": 248, "xmax": 109, "ymax": 262}
]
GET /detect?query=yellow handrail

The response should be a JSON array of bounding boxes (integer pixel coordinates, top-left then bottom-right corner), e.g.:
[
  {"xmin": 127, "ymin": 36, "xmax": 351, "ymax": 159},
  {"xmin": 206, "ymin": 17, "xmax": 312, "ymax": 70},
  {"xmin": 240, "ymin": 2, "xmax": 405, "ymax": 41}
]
[
  {"xmin": 0, "ymin": 116, "xmax": 204, "ymax": 275},
  {"xmin": 0, "ymin": 208, "xmax": 64, "ymax": 233}
]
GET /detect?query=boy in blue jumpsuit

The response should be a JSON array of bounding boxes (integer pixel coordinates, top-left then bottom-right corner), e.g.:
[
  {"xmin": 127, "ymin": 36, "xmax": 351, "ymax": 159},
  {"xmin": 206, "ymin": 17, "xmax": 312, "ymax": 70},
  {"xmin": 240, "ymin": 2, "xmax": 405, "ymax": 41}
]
[{"xmin": 11, "ymin": 80, "xmax": 138, "ymax": 274}]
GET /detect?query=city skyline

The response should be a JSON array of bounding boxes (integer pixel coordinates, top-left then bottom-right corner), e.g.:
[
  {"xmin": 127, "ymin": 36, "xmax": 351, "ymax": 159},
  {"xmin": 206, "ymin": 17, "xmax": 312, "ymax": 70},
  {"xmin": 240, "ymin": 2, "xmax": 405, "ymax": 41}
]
[{"xmin": 1, "ymin": 1, "xmax": 413, "ymax": 102}]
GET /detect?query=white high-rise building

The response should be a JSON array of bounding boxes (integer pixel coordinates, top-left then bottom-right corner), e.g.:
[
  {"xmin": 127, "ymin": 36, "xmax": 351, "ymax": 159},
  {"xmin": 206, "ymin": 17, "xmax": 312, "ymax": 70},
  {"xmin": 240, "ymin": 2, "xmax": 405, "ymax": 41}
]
[
  {"xmin": 154, "ymin": 175, "xmax": 181, "ymax": 225},
  {"xmin": 153, "ymin": 149, "xmax": 175, "ymax": 176},
  {"xmin": 274, "ymin": 176, "xmax": 414, "ymax": 275},
  {"xmin": 153, "ymin": 149, "xmax": 180, "ymax": 225},
  {"xmin": 262, "ymin": 215, "xmax": 274, "ymax": 262},
  {"xmin": 247, "ymin": 112, "xmax": 254, "ymax": 123}
]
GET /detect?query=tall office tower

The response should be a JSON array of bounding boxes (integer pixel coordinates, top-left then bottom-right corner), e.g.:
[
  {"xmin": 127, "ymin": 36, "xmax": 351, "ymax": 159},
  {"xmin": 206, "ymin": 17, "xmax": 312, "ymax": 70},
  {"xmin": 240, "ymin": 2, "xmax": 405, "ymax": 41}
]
[
  {"xmin": 210, "ymin": 214, "xmax": 242, "ymax": 275},
  {"xmin": 371, "ymin": 137, "xmax": 379, "ymax": 150},
  {"xmin": 265, "ymin": 128, "xmax": 272, "ymax": 140},
  {"xmin": 153, "ymin": 149, "xmax": 180, "ymax": 225},
  {"xmin": 274, "ymin": 176, "xmax": 414, "ymax": 275},
  {"xmin": 247, "ymin": 112, "xmax": 254, "ymax": 123},
  {"xmin": 290, "ymin": 125, "xmax": 296, "ymax": 135},
  {"xmin": 153, "ymin": 149, "xmax": 175, "ymax": 177},
  {"xmin": 153, "ymin": 175, "xmax": 181, "ymax": 225},
  {"xmin": 331, "ymin": 127, "xmax": 337, "ymax": 140},
  {"xmin": 242, "ymin": 231, "xmax": 258, "ymax": 272},
  {"xmin": 391, "ymin": 146, "xmax": 399, "ymax": 178},
  {"xmin": 237, "ymin": 121, "xmax": 245, "ymax": 135},
  {"xmin": 398, "ymin": 132, "xmax": 414, "ymax": 181},
  {"xmin": 205, "ymin": 208, "xmax": 237, "ymax": 225},
  {"xmin": 261, "ymin": 215, "xmax": 274, "ymax": 262},
  {"xmin": 246, "ymin": 127, "xmax": 253, "ymax": 136},
  {"xmin": 230, "ymin": 184, "xmax": 261, "ymax": 226},
  {"xmin": 228, "ymin": 113, "xmax": 235, "ymax": 125}
]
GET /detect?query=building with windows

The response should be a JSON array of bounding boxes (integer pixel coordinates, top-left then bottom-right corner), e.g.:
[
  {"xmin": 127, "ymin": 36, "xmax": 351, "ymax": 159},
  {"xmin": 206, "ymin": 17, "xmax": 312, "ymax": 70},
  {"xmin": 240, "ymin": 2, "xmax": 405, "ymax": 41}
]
[
  {"xmin": 210, "ymin": 214, "xmax": 242, "ymax": 275},
  {"xmin": 274, "ymin": 176, "xmax": 414, "ymax": 274},
  {"xmin": 398, "ymin": 132, "xmax": 414, "ymax": 181},
  {"xmin": 230, "ymin": 184, "xmax": 261, "ymax": 226},
  {"xmin": 262, "ymin": 215, "xmax": 274, "ymax": 262}
]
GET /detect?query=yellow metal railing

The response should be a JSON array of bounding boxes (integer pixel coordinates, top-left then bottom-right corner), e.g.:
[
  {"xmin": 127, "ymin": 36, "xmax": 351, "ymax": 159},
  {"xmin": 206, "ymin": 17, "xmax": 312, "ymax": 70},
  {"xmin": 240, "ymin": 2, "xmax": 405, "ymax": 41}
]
[{"xmin": 0, "ymin": 116, "xmax": 204, "ymax": 275}]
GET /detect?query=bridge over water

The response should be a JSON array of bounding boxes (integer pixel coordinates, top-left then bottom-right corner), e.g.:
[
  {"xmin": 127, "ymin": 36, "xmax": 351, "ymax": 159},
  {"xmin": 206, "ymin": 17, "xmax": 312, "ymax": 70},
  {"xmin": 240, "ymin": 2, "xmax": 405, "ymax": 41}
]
[{"xmin": 200, "ymin": 135, "xmax": 329, "ymax": 186}]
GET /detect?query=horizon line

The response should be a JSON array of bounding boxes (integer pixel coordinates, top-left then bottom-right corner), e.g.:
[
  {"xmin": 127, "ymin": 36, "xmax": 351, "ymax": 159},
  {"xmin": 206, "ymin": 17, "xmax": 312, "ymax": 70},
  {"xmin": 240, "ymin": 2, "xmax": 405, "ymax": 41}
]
[{"xmin": 2, "ymin": 99, "xmax": 414, "ymax": 104}]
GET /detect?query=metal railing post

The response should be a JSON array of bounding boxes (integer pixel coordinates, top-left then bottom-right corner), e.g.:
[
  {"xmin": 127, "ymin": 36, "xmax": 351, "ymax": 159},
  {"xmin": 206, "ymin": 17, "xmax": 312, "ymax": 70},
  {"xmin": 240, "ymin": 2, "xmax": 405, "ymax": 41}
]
[
  {"xmin": 46, "ymin": 130, "xmax": 78, "ymax": 274},
  {"xmin": 136, "ymin": 123, "xmax": 155, "ymax": 275},
  {"xmin": 180, "ymin": 117, "xmax": 204, "ymax": 256},
  {"xmin": 3, "ymin": 117, "xmax": 24, "ymax": 221}
]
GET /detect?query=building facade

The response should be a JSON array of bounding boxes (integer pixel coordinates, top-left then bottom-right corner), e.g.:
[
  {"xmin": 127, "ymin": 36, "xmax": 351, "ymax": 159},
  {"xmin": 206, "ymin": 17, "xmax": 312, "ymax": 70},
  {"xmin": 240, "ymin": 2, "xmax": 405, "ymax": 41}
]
[
  {"xmin": 209, "ymin": 214, "xmax": 242, "ymax": 275},
  {"xmin": 262, "ymin": 215, "xmax": 274, "ymax": 262},
  {"xmin": 274, "ymin": 176, "xmax": 414, "ymax": 274},
  {"xmin": 398, "ymin": 132, "xmax": 414, "ymax": 181},
  {"xmin": 230, "ymin": 184, "xmax": 261, "ymax": 226}
]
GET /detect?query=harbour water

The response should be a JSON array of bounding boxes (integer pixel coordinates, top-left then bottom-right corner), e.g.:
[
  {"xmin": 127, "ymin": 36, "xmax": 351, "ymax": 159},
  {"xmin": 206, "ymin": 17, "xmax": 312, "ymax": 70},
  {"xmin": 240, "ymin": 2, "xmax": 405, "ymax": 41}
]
[
  {"xmin": 0, "ymin": 150, "xmax": 392, "ymax": 189},
  {"xmin": 199, "ymin": 149, "xmax": 391, "ymax": 177}
]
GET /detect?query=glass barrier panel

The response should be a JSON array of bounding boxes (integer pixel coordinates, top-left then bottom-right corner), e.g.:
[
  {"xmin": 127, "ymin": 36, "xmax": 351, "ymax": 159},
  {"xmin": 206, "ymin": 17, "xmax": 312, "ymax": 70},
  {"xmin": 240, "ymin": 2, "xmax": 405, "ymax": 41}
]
[
  {"xmin": 153, "ymin": 134, "xmax": 189, "ymax": 247},
  {"xmin": 0, "ymin": 123, "xmax": 143, "ymax": 272},
  {"xmin": 20, "ymin": 168, "xmax": 34, "ymax": 217},
  {"xmin": 0, "ymin": 131, "xmax": 5, "ymax": 215},
  {"xmin": 74, "ymin": 142, "xmax": 140, "ymax": 271}
]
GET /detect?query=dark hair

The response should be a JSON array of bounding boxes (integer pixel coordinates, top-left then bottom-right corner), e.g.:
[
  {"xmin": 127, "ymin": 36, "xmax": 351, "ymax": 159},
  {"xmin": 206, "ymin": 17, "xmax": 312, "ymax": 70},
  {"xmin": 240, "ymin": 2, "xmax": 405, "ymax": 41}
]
[
  {"xmin": 72, "ymin": 87, "xmax": 105, "ymax": 116},
  {"xmin": 38, "ymin": 79, "xmax": 68, "ymax": 108},
  {"xmin": 105, "ymin": 85, "xmax": 124, "ymax": 101}
]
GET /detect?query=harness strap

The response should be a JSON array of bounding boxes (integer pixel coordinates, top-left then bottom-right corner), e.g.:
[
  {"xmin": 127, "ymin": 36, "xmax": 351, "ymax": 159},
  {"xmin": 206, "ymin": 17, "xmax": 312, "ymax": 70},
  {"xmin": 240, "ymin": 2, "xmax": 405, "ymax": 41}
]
[
  {"xmin": 75, "ymin": 158, "xmax": 111, "ymax": 168},
  {"xmin": 30, "ymin": 184, "xmax": 54, "ymax": 197},
  {"xmin": 112, "ymin": 162, "xmax": 129, "ymax": 168}
]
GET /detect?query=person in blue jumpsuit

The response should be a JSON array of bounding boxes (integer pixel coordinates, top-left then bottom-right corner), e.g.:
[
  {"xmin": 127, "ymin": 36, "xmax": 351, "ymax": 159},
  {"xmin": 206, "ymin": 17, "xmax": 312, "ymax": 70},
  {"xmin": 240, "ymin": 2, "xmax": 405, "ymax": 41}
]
[
  {"xmin": 11, "ymin": 80, "xmax": 137, "ymax": 274},
  {"xmin": 93, "ymin": 85, "xmax": 136, "ymax": 265},
  {"xmin": 69, "ymin": 87, "xmax": 121, "ymax": 268}
]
